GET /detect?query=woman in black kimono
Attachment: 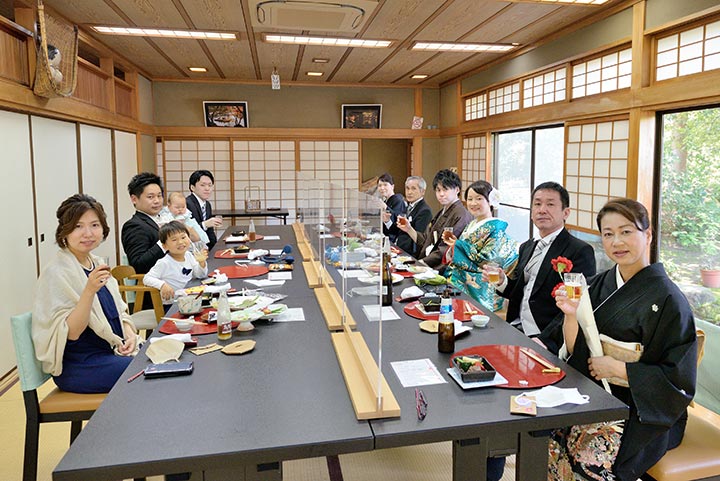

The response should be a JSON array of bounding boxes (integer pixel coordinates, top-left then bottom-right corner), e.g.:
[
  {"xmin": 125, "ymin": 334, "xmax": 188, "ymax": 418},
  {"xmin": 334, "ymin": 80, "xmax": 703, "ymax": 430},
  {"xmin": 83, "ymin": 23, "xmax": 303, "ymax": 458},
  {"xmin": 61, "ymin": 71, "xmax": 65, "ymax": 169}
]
[{"xmin": 546, "ymin": 198, "xmax": 697, "ymax": 481}]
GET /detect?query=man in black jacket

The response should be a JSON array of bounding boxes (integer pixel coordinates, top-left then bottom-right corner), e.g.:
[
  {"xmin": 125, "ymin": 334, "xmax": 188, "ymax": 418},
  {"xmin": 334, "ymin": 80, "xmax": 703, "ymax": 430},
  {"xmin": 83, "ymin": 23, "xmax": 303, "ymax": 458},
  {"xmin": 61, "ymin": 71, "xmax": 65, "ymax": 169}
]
[
  {"xmin": 186, "ymin": 170, "xmax": 223, "ymax": 250},
  {"xmin": 392, "ymin": 176, "xmax": 432, "ymax": 254},
  {"xmin": 121, "ymin": 172, "xmax": 166, "ymax": 274},
  {"xmin": 494, "ymin": 181, "xmax": 597, "ymax": 337}
]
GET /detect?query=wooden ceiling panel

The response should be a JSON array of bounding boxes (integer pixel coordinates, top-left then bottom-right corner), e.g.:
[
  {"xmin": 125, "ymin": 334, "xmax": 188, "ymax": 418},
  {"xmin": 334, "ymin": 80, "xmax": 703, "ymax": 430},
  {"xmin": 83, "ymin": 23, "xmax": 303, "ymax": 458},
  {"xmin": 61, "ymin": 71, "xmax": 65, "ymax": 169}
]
[
  {"xmin": 202, "ymin": 41, "xmax": 257, "ymax": 79},
  {"xmin": 150, "ymin": 37, "xmax": 219, "ymax": 74},
  {"xmin": 254, "ymin": 43, "xmax": 302, "ymax": 81},
  {"xmin": 179, "ymin": 0, "xmax": 248, "ymax": 32},
  {"xmin": 112, "ymin": 0, "xmax": 188, "ymax": 29},
  {"xmin": 90, "ymin": 36, "xmax": 185, "ymax": 77},
  {"xmin": 41, "ymin": 0, "xmax": 125, "ymax": 25},
  {"xmin": 413, "ymin": 0, "xmax": 508, "ymax": 41}
]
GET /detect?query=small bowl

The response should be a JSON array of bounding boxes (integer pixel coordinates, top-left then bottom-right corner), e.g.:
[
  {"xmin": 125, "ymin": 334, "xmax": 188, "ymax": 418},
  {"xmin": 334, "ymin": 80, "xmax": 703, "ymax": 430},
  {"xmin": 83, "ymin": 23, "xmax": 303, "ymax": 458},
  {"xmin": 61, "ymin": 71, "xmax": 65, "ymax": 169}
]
[
  {"xmin": 173, "ymin": 319, "xmax": 194, "ymax": 332},
  {"xmin": 471, "ymin": 314, "xmax": 490, "ymax": 328}
]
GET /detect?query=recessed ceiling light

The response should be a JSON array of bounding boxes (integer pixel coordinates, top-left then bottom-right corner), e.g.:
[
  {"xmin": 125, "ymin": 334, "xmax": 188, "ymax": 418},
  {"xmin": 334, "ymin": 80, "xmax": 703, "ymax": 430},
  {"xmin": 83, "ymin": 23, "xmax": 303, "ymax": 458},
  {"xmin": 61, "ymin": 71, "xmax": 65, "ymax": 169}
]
[
  {"xmin": 506, "ymin": 0, "xmax": 608, "ymax": 4},
  {"xmin": 312, "ymin": 58, "xmax": 330, "ymax": 63},
  {"xmin": 306, "ymin": 71, "xmax": 324, "ymax": 77},
  {"xmin": 263, "ymin": 34, "xmax": 392, "ymax": 48},
  {"xmin": 411, "ymin": 41, "xmax": 518, "ymax": 52},
  {"xmin": 411, "ymin": 74, "xmax": 428, "ymax": 79},
  {"xmin": 188, "ymin": 67, "xmax": 208, "ymax": 72},
  {"xmin": 92, "ymin": 26, "xmax": 236, "ymax": 40}
]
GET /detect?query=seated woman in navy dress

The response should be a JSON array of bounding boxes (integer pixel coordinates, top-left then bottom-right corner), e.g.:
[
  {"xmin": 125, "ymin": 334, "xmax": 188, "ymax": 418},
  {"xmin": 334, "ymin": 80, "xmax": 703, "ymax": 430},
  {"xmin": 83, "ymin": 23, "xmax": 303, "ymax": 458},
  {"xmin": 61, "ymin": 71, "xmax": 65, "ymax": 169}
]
[
  {"xmin": 542, "ymin": 198, "xmax": 697, "ymax": 481},
  {"xmin": 32, "ymin": 194, "xmax": 140, "ymax": 394}
]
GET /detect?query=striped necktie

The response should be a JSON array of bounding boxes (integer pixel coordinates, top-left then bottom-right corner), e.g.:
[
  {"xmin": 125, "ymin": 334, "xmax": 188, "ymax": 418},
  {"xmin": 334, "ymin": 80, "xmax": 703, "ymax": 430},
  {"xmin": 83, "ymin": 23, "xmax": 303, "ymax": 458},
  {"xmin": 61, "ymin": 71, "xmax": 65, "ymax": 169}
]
[
  {"xmin": 200, "ymin": 203, "xmax": 207, "ymax": 221},
  {"xmin": 524, "ymin": 238, "xmax": 548, "ymax": 281}
]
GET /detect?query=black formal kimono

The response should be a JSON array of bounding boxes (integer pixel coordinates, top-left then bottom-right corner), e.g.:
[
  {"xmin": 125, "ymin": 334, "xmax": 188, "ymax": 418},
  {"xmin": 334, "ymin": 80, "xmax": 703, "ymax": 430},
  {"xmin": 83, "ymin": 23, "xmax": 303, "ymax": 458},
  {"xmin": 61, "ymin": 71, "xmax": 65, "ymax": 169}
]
[
  {"xmin": 186, "ymin": 194, "xmax": 217, "ymax": 250},
  {"xmin": 554, "ymin": 263, "xmax": 697, "ymax": 481}
]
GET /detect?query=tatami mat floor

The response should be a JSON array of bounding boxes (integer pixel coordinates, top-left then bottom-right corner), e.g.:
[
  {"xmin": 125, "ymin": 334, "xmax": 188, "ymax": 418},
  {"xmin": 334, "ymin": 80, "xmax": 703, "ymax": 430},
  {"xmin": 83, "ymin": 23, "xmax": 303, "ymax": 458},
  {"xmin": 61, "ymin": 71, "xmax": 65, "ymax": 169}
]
[{"xmin": 1, "ymin": 377, "xmax": 515, "ymax": 481}]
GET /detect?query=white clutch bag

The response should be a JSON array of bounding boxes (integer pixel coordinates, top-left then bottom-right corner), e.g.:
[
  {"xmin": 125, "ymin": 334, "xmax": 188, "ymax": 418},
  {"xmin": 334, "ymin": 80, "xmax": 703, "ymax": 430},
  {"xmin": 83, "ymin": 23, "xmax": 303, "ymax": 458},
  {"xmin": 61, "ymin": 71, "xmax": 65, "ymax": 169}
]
[{"xmin": 599, "ymin": 334, "xmax": 643, "ymax": 387}]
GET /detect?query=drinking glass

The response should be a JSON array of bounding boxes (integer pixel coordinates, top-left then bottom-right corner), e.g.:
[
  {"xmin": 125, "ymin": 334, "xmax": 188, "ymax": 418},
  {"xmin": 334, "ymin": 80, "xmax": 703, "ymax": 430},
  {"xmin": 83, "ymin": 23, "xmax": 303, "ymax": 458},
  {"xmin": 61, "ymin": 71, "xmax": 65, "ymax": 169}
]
[
  {"xmin": 97, "ymin": 256, "xmax": 111, "ymax": 268},
  {"xmin": 442, "ymin": 226, "xmax": 454, "ymax": 242},
  {"xmin": 564, "ymin": 273, "xmax": 583, "ymax": 300},
  {"xmin": 485, "ymin": 262, "xmax": 501, "ymax": 284},
  {"xmin": 191, "ymin": 241, "xmax": 208, "ymax": 263}
]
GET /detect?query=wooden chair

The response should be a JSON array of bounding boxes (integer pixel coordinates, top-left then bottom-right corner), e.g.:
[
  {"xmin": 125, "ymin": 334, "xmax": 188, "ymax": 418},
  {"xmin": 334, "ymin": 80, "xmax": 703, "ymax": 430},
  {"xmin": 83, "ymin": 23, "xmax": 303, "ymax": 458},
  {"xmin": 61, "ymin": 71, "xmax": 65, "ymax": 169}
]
[
  {"xmin": 10, "ymin": 312, "xmax": 106, "ymax": 481},
  {"xmin": 111, "ymin": 265, "xmax": 164, "ymax": 337},
  {"xmin": 646, "ymin": 329, "xmax": 720, "ymax": 481}
]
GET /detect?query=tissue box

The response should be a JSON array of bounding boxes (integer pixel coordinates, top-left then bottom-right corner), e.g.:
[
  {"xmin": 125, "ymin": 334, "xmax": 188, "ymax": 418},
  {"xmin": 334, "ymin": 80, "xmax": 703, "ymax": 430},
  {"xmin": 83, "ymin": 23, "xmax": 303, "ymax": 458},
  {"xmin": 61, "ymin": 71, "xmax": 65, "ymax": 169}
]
[{"xmin": 453, "ymin": 355, "xmax": 496, "ymax": 382}]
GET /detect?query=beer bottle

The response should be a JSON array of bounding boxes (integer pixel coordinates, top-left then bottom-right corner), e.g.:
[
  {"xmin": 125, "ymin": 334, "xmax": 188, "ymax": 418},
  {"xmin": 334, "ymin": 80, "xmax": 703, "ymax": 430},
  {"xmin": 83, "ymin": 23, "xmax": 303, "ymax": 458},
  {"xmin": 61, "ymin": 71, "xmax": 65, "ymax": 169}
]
[
  {"xmin": 437, "ymin": 289, "xmax": 455, "ymax": 353},
  {"xmin": 381, "ymin": 247, "xmax": 393, "ymax": 307},
  {"xmin": 217, "ymin": 287, "xmax": 232, "ymax": 341}
]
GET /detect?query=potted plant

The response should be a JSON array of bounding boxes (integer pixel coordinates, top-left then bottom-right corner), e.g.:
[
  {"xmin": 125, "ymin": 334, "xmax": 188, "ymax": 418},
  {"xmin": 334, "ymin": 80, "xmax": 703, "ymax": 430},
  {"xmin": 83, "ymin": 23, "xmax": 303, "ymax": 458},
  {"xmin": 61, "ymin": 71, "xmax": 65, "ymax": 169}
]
[{"xmin": 700, "ymin": 246, "xmax": 720, "ymax": 289}]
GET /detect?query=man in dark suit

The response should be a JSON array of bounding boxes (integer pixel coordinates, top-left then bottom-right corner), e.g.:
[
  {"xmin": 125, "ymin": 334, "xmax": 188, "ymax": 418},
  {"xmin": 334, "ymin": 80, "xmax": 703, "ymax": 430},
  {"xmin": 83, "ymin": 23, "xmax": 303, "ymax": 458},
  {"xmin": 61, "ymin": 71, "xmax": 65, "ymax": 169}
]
[
  {"xmin": 121, "ymin": 172, "xmax": 166, "ymax": 274},
  {"xmin": 391, "ymin": 176, "xmax": 432, "ymax": 254},
  {"xmin": 398, "ymin": 169, "xmax": 473, "ymax": 269},
  {"xmin": 186, "ymin": 170, "xmax": 223, "ymax": 250},
  {"xmin": 492, "ymin": 181, "xmax": 596, "ymax": 337}
]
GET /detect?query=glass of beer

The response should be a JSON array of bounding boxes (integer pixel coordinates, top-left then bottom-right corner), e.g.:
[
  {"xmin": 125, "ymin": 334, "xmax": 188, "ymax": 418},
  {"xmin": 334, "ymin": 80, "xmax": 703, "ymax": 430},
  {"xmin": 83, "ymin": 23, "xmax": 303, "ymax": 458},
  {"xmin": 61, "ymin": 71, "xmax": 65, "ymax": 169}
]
[
  {"xmin": 564, "ymin": 273, "xmax": 583, "ymax": 300},
  {"xmin": 486, "ymin": 262, "xmax": 501, "ymax": 284},
  {"xmin": 397, "ymin": 215, "xmax": 408, "ymax": 228}
]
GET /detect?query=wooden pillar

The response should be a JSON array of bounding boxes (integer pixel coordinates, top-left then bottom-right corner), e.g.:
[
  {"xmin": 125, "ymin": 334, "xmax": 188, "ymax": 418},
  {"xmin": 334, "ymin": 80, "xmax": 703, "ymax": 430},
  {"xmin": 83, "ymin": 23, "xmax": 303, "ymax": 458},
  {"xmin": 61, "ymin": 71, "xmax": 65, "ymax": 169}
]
[
  {"xmin": 100, "ymin": 57, "xmax": 115, "ymax": 112},
  {"xmin": 14, "ymin": 7, "xmax": 36, "ymax": 87}
]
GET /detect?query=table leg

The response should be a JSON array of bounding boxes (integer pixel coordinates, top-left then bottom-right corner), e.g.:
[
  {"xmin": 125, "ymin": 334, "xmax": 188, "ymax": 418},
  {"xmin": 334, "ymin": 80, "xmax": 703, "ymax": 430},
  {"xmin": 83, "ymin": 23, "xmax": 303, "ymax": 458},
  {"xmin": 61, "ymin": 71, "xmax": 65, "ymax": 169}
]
[
  {"xmin": 516, "ymin": 431, "xmax": 550, "ymax": 481},
  {"xmin": 452, "ymin": 438, "xmax": 488, "ymax": 481}
]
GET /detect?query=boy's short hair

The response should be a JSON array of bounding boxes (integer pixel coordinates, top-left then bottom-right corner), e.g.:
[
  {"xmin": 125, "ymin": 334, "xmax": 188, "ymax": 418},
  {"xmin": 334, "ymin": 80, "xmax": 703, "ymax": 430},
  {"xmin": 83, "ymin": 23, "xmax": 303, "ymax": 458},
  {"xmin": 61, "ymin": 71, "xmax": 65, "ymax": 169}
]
[{"xmin": 159, "ymin": 220, "xmax": 190, "ymax": 243}]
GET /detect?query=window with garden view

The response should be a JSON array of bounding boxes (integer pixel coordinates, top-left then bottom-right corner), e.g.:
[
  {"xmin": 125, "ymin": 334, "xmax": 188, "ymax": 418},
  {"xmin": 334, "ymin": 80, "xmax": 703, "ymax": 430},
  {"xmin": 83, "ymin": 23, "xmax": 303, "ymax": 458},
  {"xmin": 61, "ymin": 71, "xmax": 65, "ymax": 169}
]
[{"xmin": 658, "ymin": 106, "xmax": 720, "ymax": 325}]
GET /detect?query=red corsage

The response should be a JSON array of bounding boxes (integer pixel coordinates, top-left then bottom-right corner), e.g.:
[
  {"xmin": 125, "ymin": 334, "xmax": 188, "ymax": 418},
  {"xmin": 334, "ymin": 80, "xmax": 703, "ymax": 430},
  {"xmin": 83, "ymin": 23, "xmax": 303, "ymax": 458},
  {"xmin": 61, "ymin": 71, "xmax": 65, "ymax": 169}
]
[
  {"xmin": 551, "ymin": 282, "xmax": 565, "ymax": 297},
  {"xmin": 551, "ymin": 256, "xmax": 573, "ymax": 275}
]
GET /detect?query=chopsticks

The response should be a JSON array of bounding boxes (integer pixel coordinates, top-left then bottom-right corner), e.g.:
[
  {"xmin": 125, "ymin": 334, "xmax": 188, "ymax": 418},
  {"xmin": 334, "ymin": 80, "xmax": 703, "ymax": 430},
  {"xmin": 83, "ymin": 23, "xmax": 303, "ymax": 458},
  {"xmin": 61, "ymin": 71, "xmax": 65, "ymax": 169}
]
[
  {"xmin": 160, "ymin": 317, "xmax": 206, "ymax": 325},
  {"xmin": 463, "ymin": 300, "xmax": 478, "ymax": 315},
  {"xmin": 520, "ymin": 347, "xmax": 561, "ymax": 373}
]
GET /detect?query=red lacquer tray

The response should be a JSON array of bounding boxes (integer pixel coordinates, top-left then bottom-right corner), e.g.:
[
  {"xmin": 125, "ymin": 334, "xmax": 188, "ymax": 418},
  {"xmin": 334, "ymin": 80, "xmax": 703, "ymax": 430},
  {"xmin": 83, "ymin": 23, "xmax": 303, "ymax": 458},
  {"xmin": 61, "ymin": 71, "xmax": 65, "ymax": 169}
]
[
  {"xmin": 451, "ymin": 344, "xmax": 565, "ymax": 389},
  {"xmin": 159, "ymin": 308, "xmax": 239, "ymax": 335},
  {"xmin": 225, "ymin": 235, "xmax": 264, "ymax": 243},
  {"xmin": 215, "ymin": 264, "xmax": 269, "ymax": 279},
  {"xmin": 214, "ymin": 249, "xmax": 249, "ymax": 259},
  {"xmin": 403, "ymin": 299, "xmax": 484, "ymax": 322}
]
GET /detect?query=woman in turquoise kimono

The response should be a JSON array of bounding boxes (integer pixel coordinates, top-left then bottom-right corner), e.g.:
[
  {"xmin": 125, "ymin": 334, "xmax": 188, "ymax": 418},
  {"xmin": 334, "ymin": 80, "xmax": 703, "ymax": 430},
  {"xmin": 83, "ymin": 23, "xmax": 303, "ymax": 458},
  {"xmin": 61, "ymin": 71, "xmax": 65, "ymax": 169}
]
[{"xmin": 443, "ymin": 181, "xmax": 518, "ymax": 311}]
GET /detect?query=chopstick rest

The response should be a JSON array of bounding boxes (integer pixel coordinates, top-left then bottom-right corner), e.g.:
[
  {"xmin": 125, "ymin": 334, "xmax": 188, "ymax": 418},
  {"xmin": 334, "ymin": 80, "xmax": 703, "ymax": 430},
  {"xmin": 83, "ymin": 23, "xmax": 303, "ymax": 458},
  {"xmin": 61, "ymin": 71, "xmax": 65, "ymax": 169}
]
[{"xmin": 189, "ymin": 343, "xmax": 223, "ymax": 356}]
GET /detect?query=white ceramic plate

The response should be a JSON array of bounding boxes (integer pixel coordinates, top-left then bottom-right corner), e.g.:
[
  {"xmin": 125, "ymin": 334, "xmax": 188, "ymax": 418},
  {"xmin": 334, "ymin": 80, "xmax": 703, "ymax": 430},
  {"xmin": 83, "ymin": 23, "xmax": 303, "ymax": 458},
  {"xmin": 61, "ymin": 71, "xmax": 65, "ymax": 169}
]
[
  {"xmin": 357, "ymin": 273, "xmax": 404, "ymax": 285},
  {"xmin": 212, "ymin": 295, "xmax": 274, "ymax": 311}
]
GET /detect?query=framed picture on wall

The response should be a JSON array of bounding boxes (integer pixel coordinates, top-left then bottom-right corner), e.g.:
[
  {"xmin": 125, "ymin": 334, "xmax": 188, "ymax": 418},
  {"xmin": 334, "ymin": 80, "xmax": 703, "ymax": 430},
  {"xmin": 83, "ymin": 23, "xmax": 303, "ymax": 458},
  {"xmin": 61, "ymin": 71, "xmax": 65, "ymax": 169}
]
[
  {"xmin": 342, "ymin": 104, "xmax": 382, "ymax": 129},
  {"xmin": 203, "ymin": 101, "xmax": 249, "ymax": 128}
]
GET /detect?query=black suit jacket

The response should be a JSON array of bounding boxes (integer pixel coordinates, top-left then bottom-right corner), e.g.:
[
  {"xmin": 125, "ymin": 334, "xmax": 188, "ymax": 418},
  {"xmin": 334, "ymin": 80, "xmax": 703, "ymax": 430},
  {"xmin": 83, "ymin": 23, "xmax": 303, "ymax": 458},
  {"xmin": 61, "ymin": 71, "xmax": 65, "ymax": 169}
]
[
  {"xmin": 186, "ymin": 194, "xmax": 217, "ymax": 250},
  {"xmin": 499, "ymin": 228, "xmax": 596, "ymax": 334},
  {"xmin": 121, "ymin": 212, "xmax": 166, "ymax": 274},
  {"xmin": 393, "ymin": 198, "xmax": 432, "ymax": 254}
]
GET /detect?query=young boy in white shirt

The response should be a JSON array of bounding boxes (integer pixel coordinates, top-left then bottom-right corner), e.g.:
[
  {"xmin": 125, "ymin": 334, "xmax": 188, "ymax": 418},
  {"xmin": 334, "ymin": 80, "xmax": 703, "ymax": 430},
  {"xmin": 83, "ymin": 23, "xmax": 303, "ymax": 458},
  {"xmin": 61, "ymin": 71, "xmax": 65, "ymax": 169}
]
[{"xmin": 143, "ymin": 221, "xmax": 209, "ymax": 304}]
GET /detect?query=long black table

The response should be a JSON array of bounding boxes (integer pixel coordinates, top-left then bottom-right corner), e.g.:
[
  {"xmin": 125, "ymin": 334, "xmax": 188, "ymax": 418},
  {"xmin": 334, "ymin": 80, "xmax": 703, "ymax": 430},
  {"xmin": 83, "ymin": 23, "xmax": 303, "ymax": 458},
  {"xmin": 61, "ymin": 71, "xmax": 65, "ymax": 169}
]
[
  {"xmin": 53, "ymin": 225, "xmax": 627, "ymax": 480},
  {"xmin": 324, "ymin": 256, "xmax": 628, "ymax": 481}
]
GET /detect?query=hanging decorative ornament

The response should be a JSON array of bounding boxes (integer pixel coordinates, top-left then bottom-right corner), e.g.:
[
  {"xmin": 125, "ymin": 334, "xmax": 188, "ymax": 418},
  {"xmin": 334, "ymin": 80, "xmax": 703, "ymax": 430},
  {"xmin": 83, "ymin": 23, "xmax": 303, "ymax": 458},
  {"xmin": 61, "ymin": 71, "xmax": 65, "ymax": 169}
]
[{"xmin": 271, "ymin": 66, "xmax": 280, "ymax": 90}]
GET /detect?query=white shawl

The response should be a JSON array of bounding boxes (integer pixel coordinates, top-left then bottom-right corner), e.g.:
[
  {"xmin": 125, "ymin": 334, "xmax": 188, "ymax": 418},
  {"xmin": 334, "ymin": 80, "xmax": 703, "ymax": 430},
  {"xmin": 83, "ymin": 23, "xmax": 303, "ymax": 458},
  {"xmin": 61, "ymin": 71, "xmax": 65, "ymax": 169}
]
[{"xmin": 32, "ymin": 249, "xmax": 137, "ymax": 376}]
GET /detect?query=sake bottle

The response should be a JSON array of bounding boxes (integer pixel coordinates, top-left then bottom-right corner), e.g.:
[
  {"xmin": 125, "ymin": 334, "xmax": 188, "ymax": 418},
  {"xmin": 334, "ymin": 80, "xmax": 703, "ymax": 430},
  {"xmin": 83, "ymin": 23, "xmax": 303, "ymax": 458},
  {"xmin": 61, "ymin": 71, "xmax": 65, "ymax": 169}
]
[
  {"xmin": 381, "ymin": 240, "xmax": 393, "ymax": 306},
  {"xmin": 217, "ymin": 287, "xmax": 232, "ymax": 341},
  {"xmin": 437, "ymin": 289, "xmax": 455, "ymax": 353},
  {"xmin": 248, "ymin": 219, "xmax": 256, "ymax": 242}
]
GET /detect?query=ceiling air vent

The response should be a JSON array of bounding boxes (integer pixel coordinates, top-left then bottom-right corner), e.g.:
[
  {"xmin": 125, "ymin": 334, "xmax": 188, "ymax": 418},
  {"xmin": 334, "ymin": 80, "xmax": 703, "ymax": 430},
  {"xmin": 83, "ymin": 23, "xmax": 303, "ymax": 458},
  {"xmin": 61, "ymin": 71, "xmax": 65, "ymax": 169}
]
[{"xmin": 249, "ymin": 0, "xmax": 379, "ymax": 32}]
